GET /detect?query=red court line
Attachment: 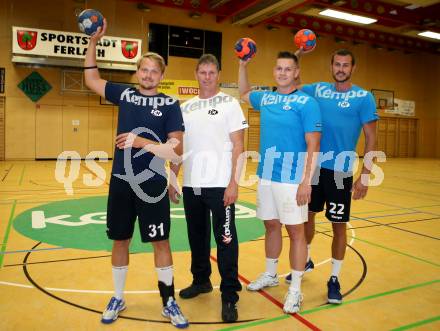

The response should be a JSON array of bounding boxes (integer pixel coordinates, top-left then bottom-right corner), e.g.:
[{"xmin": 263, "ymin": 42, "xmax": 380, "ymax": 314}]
[{"xmin": 210, "ymin": 256, "xmax": 321, "ymax": 331}]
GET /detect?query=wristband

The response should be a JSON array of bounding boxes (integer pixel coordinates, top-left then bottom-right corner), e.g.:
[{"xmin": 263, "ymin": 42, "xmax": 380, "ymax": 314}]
[{"xmin": 84, "ymin": 65, "xmax": 98, "ymax": 70}]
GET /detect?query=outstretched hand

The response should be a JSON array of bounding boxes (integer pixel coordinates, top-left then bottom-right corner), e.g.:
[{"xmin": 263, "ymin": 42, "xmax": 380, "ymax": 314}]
[
  {"xmin": 239, "ymin": 58, "xmax": 252, "ymax": 66},
  {"xmin": 295, "ymin": 45, "xmax": 315, "ymax": 58},
  {"xmin": 90, "ymin": 18, "xmax": 107, "ymax": 42}
]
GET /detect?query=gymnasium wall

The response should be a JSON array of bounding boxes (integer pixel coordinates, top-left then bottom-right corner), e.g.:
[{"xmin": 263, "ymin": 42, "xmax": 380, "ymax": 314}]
[{"xmin": 0, "ymin": 0, "xmax": 439, "ymax": 160}]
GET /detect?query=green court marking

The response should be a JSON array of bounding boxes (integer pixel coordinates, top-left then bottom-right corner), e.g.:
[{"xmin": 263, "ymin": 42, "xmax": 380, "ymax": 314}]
[
  {"xmin": 390, "ymin": 315, "xmax": 440, "ymax": 331},
  {"xmin": 18, "ymin": 165, "xmax": 26, "ymax": 186},
  {"xmin": 216, "ymin": 315, "xmax": 289, "ymax": 331},
  {"xmin": 349, "ymin": 235, "xmax": 440, "ymax": 267},
  {"xmin": 302, "ymin": 279, "xmax": 440, "ymax": 315},
  {"xmin": 12, "ymin": 196, "xmax": 264, "ymax": 252},
  {"xmin": 0, "ymin": 200, "xmax": 17, "ymax": 268}
]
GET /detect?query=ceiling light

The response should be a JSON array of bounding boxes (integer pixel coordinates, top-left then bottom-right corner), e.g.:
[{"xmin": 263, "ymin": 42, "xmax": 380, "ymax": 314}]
[
  {"xmin": 405, "ymin": 4, "xmax": 420, "ymax": 10},
  {"xmin": 319, "ymin": 9, "xmax": 377, "ymax": 25},
  {"xmin": 418, "ymin": 31, "xmax": 440, "ymax": 40},
  {"xmin": 189, "ymin": 12, "xmax": 201, "ymax": 19},
  {"xmin": 266, "ymin": 25, "xmax": 279, "ymax": 31}
]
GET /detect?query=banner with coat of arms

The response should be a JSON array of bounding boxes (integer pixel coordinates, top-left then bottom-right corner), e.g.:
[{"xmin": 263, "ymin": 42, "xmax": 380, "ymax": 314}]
[{"xmin": 12, "ymin": 26, "xmax": 142, "ymax": 64}]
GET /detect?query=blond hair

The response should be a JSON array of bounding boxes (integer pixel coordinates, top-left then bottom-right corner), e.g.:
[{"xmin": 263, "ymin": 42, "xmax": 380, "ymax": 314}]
[{"xmin": 136, "ymin": 52, "xmax": 166, "ymax": 73}]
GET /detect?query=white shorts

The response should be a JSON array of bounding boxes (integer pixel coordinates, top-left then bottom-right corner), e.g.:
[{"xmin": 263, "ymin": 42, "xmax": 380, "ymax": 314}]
[{"xmin": 256, "ymin": 179, "xmax": 308, "ymax": 225}]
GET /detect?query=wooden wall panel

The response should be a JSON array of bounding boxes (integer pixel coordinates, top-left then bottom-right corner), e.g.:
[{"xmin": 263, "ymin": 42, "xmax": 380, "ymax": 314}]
[
  {"xmin": 62, "ymin": 105, "xmax": 89, "ymax": 158},
  {"xmin": 5, "ymin": 97, "xmax": 35, "ymax": 159},
  {"xmin": 247, "ymin": 109, "xmax": 260, "ymax": 154},
  {"xmin": 88, "ymin": 106, "xmax": 113, "ymax": 157},
  {"xmin": 35, "ymin": 104, "xmax": 62, "ymax": 158}
]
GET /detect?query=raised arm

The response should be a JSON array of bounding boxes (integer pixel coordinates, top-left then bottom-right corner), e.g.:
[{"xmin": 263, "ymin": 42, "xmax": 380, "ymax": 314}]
[
  {"xmin": 238, "ymin": 59, "xmax": 252, "ymax": 104},
  {"xmin": 84, "ymin": 19, "xmax": 108, "ymax": 98}
]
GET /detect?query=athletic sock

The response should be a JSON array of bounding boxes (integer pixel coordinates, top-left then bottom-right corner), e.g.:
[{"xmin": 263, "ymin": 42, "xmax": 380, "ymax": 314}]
[
  {"xmin": 331, "ymin": 258, "xmax": 343, "ymax": 277},
  {"xmin": 156, "ymin": 265, "xmax": 174, "ymax": 286},
  {"xmin": 156, "ymin": 265, "xmax": 174, "ymax": 306},
  {"xmin": 112, "ymin": 265, "xmax": 128, "ymax": 300},
  {"xmin": 289, "ymin": 270, "xmax": 304, "ymax": 292},
  {"xmin": 265, "ymin": 258, "xmax": 278, "ymax": 277},
  {"xmin": 306, "ymin": 244, "xmax": 311, "ymax": 262}
]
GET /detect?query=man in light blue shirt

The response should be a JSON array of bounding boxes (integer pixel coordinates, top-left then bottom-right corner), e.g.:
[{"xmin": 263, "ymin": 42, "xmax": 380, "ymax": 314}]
[
  {"xmin": 238, "ymin": 51, "xmax": 321, "ymax": 314},
  {"xmin": 286, "ymin": 49, "xmax": 378, "ymax": 305}
]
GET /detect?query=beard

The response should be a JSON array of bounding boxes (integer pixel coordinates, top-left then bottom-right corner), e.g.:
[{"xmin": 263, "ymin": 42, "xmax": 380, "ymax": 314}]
[
  {"xmin": 139, "ymin": 80, "xmax": 158, "ymax": 90},
  {"xmin": 332, "ymin": 71, "xmax": 352, "ymax": 83}
]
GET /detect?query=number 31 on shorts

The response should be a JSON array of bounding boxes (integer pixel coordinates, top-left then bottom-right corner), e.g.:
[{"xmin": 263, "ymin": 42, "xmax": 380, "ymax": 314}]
[{"xmin": 148, "ymin": 223, "xmax": 164, "ymax": 238}]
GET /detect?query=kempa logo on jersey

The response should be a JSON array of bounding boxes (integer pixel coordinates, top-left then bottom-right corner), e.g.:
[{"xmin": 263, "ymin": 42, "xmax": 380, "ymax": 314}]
[
  {"xmin": 120, "ymin": 89, "xmax": 176, "ymax": 107},
  {"xmin": 208, "ymin": 109, "xmax": 218, "ymax": 115},
  {"xmin": 315, "ymin": 84, "xmax": 368, "ymax": 100},
  {"xmin": 151, "ymin": 109, "xmax": 162, "ymax": 117},
  {"xmin": 338, "ymin": 101, "xmax": 350, "ymax": 108},
  {"xmin": 181, "ymin": 94, "xmax": 233, "ymax": 113},
  {"xmin": 222, "ymin": 205, "xmax": 232, "ymax": 244},
  {"xmin": 261, "ymin": 93, "xmax": 309, "ymax": 106}
]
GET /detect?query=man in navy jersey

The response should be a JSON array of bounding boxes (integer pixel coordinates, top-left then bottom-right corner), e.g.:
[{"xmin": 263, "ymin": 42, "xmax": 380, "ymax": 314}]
[
  {"xmin": 238, "ymin": 52, "xmax": 321, "ymax": 314},
  {"xmin": 84, "ymin": 20, "xmax": 188, "ymax": 328},
  {"xmin": 286, "ymin": 49, "xmax": 378, "ymax": 305}
]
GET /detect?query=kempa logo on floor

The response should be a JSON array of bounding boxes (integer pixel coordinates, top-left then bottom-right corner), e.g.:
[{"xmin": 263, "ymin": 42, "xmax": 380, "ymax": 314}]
[{"xmin": 13, "ymin": 196, "xmax": 264, "ymax": 252}]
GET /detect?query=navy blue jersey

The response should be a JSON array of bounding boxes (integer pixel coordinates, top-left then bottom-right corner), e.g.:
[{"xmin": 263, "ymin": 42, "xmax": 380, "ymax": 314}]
[{"xmin": 105, "ymin": 82, "xmax": 184, "ymax": 180}]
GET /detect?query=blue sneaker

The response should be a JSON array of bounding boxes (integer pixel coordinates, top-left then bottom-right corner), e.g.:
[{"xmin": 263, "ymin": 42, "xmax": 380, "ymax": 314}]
[
  {"xmin": 101, "ymin": 297, "xmax": 126, "ymax": 324},
  {"xmin": 162, "ymin": 298, "xmax": 189, "ymax": 329},
  {"xmin": 285, "ymin": 259, "xmax": 314, "ymax": 284},
  {"xmin": 327, "ymin": 276, "xmax": 342, "ymax": 304}
]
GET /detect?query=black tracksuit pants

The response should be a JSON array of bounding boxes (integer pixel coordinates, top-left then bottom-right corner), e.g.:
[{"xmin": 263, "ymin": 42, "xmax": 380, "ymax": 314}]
[{"xmin": 182, "ymin": 187, "xmax": 242, "ymax": 303}]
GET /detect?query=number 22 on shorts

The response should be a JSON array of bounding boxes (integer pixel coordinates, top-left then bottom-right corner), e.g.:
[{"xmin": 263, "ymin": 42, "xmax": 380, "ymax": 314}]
[{"xmin": 329, "ymin": 202, "xmax": 344, "ymax": 215}]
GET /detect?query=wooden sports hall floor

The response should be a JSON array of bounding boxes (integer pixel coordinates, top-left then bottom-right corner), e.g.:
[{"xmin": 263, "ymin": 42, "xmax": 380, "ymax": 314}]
[{"xmin": 0, "ymin": 158, "xmax": 439, "ymax": 331}]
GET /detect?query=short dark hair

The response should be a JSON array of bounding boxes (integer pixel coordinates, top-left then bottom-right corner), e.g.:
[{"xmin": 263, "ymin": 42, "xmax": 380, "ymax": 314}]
[
  {"xmin": 277, "ymin": 51, "xmax": 299, "ymax": 65},
  {"xmin": 196, "ymin": 54, "xmax": 220, "ymax": 71},
  {"xmin": 331, "ymin": 49, "xmax": 355, "ymax": 66}
]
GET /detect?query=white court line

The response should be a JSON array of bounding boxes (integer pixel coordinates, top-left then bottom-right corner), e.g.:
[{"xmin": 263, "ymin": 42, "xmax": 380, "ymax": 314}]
[
  {"xmin": 0, "ymin": 281, "xmax": 33, "ymax": 288},
  {"xmin": 0, "ymin": 226, "xmax": 358, "ymax": 293},
  {"xmin": 0, "ymin": 280, "xmax": 223, "ymax": 294},
  {"xmin": 44, "ymin": 287, "xmax": 222, "ymax": 294},
  {"xmin": 279, "ymin": 223, "xmax": 356, "ymax": 277}
]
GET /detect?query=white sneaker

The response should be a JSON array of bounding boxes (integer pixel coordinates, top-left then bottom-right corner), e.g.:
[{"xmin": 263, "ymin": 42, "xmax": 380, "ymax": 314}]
[
  {"xmin": 283, "ymin": 289, "xmax": 303, "ymax": 314},
  {"xmin": 101, "ymin": 297, "xmax": 126, "ymax": 324},
  {"xmin": 247, "ymin": 272, "xmax": 279, "ymax": 291},
  {"xmin": 162, "ymin": 297, "xmax": 189, "ymax": 329}
]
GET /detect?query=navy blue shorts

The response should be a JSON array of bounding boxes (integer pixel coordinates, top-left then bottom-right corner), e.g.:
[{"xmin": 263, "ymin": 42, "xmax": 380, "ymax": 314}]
[
  {"xmin": 309, "ymin": 167, "xmax": 353, "ymax": 222},
  {"xmin": 106, "ymin": 175, "xmax": 170, "ymax": 242}
]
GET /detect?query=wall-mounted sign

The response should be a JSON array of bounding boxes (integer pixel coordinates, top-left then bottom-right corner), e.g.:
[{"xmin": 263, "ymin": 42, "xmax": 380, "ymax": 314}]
[
  {"xmin": 18, "ymin": 71, "xmax": 52, "ymax": 102},
  {"xmin": 158, "ymin": 80, "xmax": 199, "ymax": 101},
  {"xmin": 12, "ymin": 26, "xmax": 142, "ymax": 65},
  {"xmin": 389, "ymin": 98, "xmax": 415, "ymax": 116}
]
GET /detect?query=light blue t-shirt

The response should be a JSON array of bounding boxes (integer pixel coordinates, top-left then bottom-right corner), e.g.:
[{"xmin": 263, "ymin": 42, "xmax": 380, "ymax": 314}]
[
  {"xmin": 249, "ymin": 89, "xmax": 322, "ymax": 183},
  {"xmin": 302, "ymin": 82, "xmax": 378, "ymax": 172}
]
